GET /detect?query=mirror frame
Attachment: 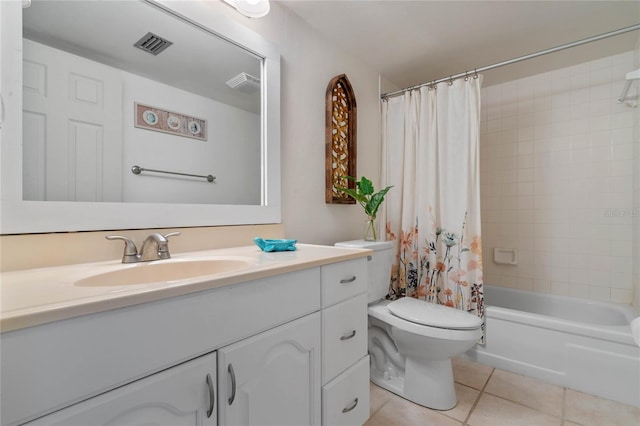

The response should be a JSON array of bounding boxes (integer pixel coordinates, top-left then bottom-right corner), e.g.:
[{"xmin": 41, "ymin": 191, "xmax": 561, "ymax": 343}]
[{"xmin": 0, "ymin": 0, "xmax": 281, "ymax": 234}]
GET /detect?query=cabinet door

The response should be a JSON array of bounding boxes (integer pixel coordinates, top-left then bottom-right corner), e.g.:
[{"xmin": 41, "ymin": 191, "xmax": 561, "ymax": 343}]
[
  {"xmin": 25, "ymin": 352, "xmax": 217, "ymax": 426},
  {"xmin": 218, "ymin": 313, "xmax": 321, "ymax": 426}
]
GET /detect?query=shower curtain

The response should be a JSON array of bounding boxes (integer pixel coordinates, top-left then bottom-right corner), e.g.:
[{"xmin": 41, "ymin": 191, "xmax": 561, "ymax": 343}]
[{"xmin": 380, "ymin": 78, "xmax": 485, "ymax": 340}]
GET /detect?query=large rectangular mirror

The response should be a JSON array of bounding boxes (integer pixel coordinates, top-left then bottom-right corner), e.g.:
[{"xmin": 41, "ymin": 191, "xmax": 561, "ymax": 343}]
[{"xmin": 0, "ymin": 0, "xmax": 281, "ymax": 233}]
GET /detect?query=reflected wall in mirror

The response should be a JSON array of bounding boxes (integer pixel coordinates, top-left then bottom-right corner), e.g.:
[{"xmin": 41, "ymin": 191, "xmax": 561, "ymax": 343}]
[
  {"xmin": 22, "ymin": 0, "xmax": 261, "ymax": 205},
  {"xmin": 0, "ymin": 0, "xmax": 281, "ymax": 233}
]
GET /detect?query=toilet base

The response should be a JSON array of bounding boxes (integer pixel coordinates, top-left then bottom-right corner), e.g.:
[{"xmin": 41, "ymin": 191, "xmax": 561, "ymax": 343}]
[{"xmin": 370, "ymin": 357, "xmax": 458, "ymax": 410}]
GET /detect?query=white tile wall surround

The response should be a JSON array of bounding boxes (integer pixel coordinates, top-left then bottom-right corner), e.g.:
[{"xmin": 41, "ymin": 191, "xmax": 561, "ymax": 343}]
[
  {"xmin": 633, "ymin": 33, "xmax": 640, "ymax": 311},
  {"xmin": 480, "ymin": 51, "xmax": 638, "ymax": 304}
]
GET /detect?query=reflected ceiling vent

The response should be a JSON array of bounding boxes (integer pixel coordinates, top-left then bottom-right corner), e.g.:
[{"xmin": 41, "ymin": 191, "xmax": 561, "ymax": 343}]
[
  {"xmin": 226, "ymin": 72, "xmax": 260, "ymax": 93},
  {"xmin": 134, "ymin": 32, "xmax": 173, "ymax": 56}
]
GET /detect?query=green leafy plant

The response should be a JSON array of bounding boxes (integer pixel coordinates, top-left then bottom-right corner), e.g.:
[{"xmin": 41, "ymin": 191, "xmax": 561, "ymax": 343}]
[{"xmin": 335, "ymin": 176, "xmax": 393, "ymax": 240}]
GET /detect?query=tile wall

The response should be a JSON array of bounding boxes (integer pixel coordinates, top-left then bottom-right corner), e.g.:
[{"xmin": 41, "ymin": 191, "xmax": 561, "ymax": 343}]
[
  {"xmin": 480, "ymin": 51, "xmax": 638, "ymax": 304},
  {"xmin": 633, "ymin": 34, "xmax": 640, "ymax": 310}
]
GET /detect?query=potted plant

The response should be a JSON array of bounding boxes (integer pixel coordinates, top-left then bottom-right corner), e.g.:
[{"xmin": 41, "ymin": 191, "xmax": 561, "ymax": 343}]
[{"xmin": 335, "ymin": 176, "xmax": 393, "ymax": 241}]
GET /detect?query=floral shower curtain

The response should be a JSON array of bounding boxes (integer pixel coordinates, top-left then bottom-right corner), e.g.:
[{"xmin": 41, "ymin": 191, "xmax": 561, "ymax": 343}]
[{"xmin": 379, "ymin": 78, "xmax": 485, "ymax": 340}]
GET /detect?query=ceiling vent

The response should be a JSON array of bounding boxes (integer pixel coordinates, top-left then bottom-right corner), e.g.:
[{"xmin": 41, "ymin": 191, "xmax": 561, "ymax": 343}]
[
  {"xmin": 134, "ymin": 32, "xmax": 173, "ymax": 56},
  {"xmin": 226, "ymin": 72, "xmax": 261, "ymax": 93}
]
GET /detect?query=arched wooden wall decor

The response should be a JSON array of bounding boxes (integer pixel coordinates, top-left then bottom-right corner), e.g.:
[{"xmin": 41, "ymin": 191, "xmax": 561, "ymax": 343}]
[{"xmin": 325, "ymin": 74, "xmax": 357, "ymax": 204}]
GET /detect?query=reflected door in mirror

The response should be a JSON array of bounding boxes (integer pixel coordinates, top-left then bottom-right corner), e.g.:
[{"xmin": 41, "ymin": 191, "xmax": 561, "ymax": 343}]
[{"xmin": 23, "ymin": 39, "xmax": 123, "ymax": 201}]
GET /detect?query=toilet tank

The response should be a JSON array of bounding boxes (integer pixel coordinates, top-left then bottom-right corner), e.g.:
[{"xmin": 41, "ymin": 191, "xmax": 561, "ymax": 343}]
[{"xmin": 334, "ymin": 240, "xmax": 394, "ymax": 303}]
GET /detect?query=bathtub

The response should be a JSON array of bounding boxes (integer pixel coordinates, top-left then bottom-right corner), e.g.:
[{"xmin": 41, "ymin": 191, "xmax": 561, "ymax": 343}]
[{"xmin": 462, "ymin": 285, "xmax": 640, "ymax": 407}]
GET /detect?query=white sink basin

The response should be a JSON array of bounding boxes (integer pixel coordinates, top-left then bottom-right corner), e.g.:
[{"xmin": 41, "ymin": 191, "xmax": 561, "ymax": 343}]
[{"xmin": 75, "ymin": 258, "xmax": 253, "ymax": 287}]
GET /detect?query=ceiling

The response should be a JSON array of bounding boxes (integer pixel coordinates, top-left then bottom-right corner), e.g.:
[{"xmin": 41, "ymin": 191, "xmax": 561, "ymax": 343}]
[
  {"xmin": 23, "ymin": 0, "xmax": 262, "ymax": 113},
  {"xmin": 279, "ymin": 1, "xmax": 640, "ymax": 92}
]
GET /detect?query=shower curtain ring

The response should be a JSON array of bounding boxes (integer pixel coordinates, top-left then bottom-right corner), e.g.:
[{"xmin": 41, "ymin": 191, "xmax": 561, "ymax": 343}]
[
  {"xmin": 448, "ymin": 76, "xmax": 453, "ymax": 86},
  {"xmin": 473, "ymin": 69, "xmax": 479, "ymax": 79},
  {"xmin": 464, "ymin": 71, "xmax": 469, "ymax": 81}
]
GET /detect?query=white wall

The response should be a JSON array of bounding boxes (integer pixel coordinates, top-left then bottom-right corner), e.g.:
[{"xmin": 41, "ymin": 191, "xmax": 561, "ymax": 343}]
[
  {"xmin": 23, "ymin": 41, "xmax": 261, "ymax": 206},
  {"xmin": 215, "ymin": 2, "xmax": 384, "ymax": 245},
  {"xmin": 122, "ymin": 73, "xmax": 261, "ymax": 205},
  {"xmin": 480, "ymin": 51, "xmax": 638, "ymax": 304},
  {"xmin": 1, "ymin": 1, "xmax": 386, "ymax": 269}
]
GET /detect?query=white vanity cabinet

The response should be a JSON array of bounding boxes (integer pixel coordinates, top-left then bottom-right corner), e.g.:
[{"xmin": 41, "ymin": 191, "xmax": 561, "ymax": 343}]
[
  {"xmin": 24, "ymin": 352, "xmax": 218, "ymax": 426},
  {"xmin": 1, "ymin": 250, "xmax": 371, "ymax": 426},
  {"xmin": 320, "ymin": 259, "xmax": 371, "ymax": 426},
  {"xmin": 217, "ymin": 313, "xmax": 321, "ymax": 425},
  {"xmin": 1, "ymin": 268, "xmax": 321, "ymax": 426}
]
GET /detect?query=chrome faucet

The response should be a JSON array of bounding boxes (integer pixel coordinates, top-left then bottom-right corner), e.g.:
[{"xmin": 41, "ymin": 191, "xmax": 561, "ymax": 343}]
[{"xmin": 106, "ymin": 232, "xmax": 181, "ymax": 263}]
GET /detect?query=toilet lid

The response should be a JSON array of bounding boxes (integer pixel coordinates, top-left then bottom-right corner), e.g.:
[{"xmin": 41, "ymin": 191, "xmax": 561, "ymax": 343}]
[{"xmin": 388, "ymin": 297, "xmax": 482, "ymax": 330}]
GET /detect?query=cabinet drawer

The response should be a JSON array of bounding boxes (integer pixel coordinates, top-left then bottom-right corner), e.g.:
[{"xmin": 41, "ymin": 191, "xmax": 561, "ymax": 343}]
[
  {"xmin": 322, "ymin": 355, "xmax": 370, "ymax": 426},
  {"xmin": 321, "ymin": 258, "xmax": 368, "ymax": 307},
  {"xmin": 322, "ymin": 293, "xmax": 367, "ymax": 384}
]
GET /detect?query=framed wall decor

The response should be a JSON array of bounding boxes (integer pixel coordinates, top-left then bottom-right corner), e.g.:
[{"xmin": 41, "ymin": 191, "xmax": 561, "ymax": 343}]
[
  {"xmin": 134, "ymin": 103, "xmax": 207, "ymax": 141},
  {"xmin": 325, "ymin": 74, "xmax": 357, "ymax": 204}
]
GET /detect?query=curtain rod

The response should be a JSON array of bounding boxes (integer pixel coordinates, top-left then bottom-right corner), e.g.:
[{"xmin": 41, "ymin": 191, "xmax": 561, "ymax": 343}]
[{"xmin": 381, "ymin": 23, "xmax": 640, "ymax": 100}]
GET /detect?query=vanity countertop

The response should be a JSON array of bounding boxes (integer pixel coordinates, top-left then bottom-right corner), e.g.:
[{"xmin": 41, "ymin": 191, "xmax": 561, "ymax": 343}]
[{"xmin": 0, "ymin": 244, "xmax": 371, "ymax": 332}]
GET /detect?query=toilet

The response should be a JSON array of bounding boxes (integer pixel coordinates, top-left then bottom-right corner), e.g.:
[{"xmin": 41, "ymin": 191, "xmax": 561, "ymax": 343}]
[{"xmin": 335, "ymin": 240, "xmax": 482, "ymax": 410}]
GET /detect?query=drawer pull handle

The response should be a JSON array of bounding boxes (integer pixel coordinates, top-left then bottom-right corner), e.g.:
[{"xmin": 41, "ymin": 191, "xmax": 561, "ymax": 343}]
[
  {"xmin": 206, "ymin": 373, "xmax": 215, "ymax": 418},
  {"xmin": 340, "ymin": 330, "xmax": 357, "ymax": 341},
  {"xmin": 228, "ymin": 363, "xmax": 236, "ymax": 406},
  {"xmin": 339, "ymin": 276, "xmax": 357, "ymax": 284},
  {"xmin": 342, "ymin": 397, "xmax": 359, "ymax": 413}
]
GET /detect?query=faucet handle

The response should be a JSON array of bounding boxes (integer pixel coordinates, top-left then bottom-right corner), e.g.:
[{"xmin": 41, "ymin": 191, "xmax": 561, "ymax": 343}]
[
  {"xmin": 155, "ymin": 232, "xmax": 180, "ymax": 259},
  {"xmin": 105, "ymin": 235, "xmax": 139, "ymax": 263}
]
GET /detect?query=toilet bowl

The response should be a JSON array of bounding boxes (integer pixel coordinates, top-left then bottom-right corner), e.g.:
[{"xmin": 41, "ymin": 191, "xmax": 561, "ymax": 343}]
[{"xmin": 335, "ymin": 240, "xmax": 483, "ymax": 411}]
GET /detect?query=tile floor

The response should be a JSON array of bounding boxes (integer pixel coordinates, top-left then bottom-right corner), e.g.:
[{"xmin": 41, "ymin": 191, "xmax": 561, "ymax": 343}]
[{"xmin": 365, "ymin": 357, "xmax": 640, "ymax": 426}]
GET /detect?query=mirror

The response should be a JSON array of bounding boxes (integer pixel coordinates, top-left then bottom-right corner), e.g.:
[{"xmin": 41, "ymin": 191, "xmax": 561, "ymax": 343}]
[
  {"xmin": 23, "ymin": 0, "xmax": 261, "ymax": 205},
  {"xmin": 0, "ymin": 0, "xmax": 281, "ymax": 233}
]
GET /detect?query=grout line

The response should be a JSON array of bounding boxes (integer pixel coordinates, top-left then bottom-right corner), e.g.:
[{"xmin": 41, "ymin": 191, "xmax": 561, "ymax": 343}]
[
  {"xmin": 367, "ymin": 384, "xmax": 393, "ymax": 421},
  {"xmin": 561, "ymin": 386, "xmax": 567, "ymax": 425},
  {"xmin": 461, "ymin": 367, "xmax": 495, "ymax": 426},
  {"xmin": 479, "ymin": 369, "xmax": 566, "ymax": 421}
]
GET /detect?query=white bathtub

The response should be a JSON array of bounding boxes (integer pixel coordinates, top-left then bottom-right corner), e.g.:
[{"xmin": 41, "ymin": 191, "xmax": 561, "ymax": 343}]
[{"xmin": 463, "ymin": 285, "xmax": 640, "ymax": 407}]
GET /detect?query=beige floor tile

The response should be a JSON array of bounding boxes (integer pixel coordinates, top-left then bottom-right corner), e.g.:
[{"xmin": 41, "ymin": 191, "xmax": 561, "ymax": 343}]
[
  {"xmin": 364, "ymin": 392, "xmax": 462, "ymax": 426},
  {"xmin": 484, "ymin": 369, "xmax": 564, "ymax": 417},
  {"xmin": 564, "ymin": 389, "xmax": 640, "ymax": 426},
  {"xmin": 452, "ymin": 356, "xmax": 494, "ymax": 390},
  {"xmin": 467, "ymin": 393, "xmax": 562, "ymax": 426},
  {"xmin": 440, "ymin": 383, "xmax": 480, "ymax": 422},
  {"xmin": 369, "ymin": 382, "xmax": 392, "ymax": 416}
]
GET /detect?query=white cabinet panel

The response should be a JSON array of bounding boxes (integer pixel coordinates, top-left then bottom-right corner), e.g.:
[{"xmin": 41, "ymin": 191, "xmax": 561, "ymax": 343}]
[
  {"xmin": 25, "ymin": 352, "xmax": 217, "ymax": 426},
  {"xmin": 322, "ymin": 293, "xmax": 368, "ymax": 384},
  {"xmin": 218, "ymin": 313, "xmax": 321, "ymax": 426},
  {"xmin": 322, "ymin": 356, "xmax": 370, "ymax": 426},
  {"xmin": 321, "ymin": 259, "xmax": 368, "ymax": 308}
]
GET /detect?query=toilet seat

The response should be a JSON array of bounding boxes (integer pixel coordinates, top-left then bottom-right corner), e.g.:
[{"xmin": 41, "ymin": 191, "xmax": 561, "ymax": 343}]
[
  {"xmin": 368, "ymin": 300, "xmax": 482, "ymax": 341},
  {"xmin": 388, "ymin": 297, "xmax": 482, "ymax": 330}
]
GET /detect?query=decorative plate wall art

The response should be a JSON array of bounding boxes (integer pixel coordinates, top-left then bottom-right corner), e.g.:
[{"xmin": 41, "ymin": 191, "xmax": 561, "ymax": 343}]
[
  {"xmin": 325, "ymin": 74, "xmax": 357, "ymax": 204},
  {"xmin": 134, "ymin": 103, "xmax": 207, "ymax": 141}
]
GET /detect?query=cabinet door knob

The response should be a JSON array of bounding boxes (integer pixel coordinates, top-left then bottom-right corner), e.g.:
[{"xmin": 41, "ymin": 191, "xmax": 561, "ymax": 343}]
[
  {"xmin": 206, "ymin": 373, "xmax": 215, "ymax": 418},
  {"xmin": 339, "ymin": 276, "xmax": 357, "ymax": 284},
  {"xmin": 228, "ymin": 363, "xmax": 236, "ymax": 405},
  {"xmin": 342, "ymin": 397, "xmax": 358, "ymax": 413},
  {"xmin": 340, "ymin": 330, "xmax": 357, "ymax": 341}
]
